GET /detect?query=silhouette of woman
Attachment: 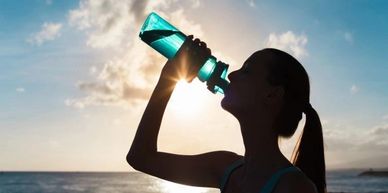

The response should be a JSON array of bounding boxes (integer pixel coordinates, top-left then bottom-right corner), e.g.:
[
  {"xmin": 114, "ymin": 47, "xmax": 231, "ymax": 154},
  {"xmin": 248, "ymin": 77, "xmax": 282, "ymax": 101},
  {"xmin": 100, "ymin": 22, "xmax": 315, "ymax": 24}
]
[{"xmin": 127, "ymin": 35, "xmax": 326, "ymax": 193}]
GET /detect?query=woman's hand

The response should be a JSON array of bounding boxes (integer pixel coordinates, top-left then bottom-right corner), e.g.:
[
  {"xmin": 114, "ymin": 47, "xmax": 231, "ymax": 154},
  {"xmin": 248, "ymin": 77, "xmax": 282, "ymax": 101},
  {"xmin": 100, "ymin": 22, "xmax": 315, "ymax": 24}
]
[{"xmin": 160, "ymin": 35, "xmax": 211, "ymax": 83}]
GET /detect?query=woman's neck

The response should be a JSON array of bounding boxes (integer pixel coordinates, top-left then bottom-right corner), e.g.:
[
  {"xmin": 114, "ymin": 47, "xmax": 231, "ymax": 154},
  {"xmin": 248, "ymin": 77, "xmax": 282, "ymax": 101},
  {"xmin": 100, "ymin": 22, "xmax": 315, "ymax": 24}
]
[{"xmin": 238, "ymin": 114, "xmax": 291, "ymax": 179}]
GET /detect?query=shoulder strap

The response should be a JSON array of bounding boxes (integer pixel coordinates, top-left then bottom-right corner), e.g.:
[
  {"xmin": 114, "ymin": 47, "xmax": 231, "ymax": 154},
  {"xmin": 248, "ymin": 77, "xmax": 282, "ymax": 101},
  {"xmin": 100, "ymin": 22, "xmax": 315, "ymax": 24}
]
[
  {"xmin": 219, "ymin": 158, "xmax": 244, "ymax": 192},
  {"xmin": 259, "ymin": 166, "xmax": 300, "ymax": 193}
]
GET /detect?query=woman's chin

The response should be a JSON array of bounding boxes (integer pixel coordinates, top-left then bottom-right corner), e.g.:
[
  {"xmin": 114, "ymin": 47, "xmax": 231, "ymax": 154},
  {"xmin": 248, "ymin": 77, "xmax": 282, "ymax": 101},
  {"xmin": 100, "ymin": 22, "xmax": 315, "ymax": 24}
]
[
  {"xmin": 221, "ymin": 97, "xmax": 233, "ymax": 111},
  {"xmin": 221, "ymin": 98, "xmax": 227, "ymax": 108}
]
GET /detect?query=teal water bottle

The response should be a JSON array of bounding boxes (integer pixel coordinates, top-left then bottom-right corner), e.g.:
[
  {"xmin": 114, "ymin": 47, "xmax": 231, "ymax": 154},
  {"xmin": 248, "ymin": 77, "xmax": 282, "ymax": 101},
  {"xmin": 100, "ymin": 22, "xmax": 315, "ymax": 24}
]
[{"xmin": 139, "ymin": 12, "xmax": 229, "ymax": 94}]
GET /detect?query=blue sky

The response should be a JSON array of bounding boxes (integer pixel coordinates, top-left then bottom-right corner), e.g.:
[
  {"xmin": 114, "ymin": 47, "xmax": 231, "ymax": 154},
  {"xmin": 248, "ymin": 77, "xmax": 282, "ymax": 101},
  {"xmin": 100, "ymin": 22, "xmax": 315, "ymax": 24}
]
[{"xmin": 1, "ymin": 0, "xmax": 388, "ymax": 171}]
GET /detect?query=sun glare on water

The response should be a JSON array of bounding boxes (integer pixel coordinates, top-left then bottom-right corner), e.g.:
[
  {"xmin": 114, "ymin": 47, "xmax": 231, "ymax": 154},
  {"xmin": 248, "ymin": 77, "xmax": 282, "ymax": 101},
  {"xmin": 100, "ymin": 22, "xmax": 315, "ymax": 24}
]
[
  {"xmin": 158, "ymin": 180, "xmax": 209, "ymax": 193},
  {"xmin": 168, "ymin": 79, "xmax": 207, "ymax": 116}
]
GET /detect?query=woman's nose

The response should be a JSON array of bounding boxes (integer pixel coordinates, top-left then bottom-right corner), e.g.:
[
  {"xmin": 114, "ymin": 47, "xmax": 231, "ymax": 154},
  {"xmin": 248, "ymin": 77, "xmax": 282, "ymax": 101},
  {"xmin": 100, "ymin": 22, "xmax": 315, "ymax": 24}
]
[{"xmin": 228, "ymin": 71, "xmax": 237, "ymax": 81}]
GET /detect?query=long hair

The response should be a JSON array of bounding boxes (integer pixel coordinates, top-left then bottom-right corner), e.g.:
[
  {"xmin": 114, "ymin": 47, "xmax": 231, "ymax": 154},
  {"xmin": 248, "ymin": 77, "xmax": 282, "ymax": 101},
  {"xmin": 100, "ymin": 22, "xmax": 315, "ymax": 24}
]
[{"xmin": 258, "ymin": 48, "xmax": 326, "ymax": 193}]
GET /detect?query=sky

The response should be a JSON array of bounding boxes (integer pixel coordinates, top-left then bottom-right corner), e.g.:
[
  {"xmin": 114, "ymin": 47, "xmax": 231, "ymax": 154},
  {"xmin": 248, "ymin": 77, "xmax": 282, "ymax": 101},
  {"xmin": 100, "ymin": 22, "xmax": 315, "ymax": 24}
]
[{"xmin": 0, "ymin": 0, "xmax": 388, "ymax": 171}]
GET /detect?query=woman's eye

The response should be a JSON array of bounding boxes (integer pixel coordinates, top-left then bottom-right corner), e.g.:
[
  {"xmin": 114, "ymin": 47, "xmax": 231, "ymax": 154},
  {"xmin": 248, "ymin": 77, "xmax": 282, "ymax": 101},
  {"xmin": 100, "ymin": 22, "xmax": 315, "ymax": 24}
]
[{"xmin": 242, "ymin": 67, "xmax": 248, "ymax": 73}]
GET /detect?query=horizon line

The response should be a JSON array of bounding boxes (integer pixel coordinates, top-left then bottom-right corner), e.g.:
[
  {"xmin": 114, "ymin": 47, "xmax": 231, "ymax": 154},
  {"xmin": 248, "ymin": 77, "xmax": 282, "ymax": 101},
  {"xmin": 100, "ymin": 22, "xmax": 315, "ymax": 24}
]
[{"xmin": 2, "ymin": 167, "xmax": 388, "ymax": 173}]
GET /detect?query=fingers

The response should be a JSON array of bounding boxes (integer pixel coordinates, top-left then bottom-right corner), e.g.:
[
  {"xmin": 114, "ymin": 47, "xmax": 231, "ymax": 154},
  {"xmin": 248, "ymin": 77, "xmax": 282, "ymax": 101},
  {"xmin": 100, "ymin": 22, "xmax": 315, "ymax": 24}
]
[
  {"xmin": 184, "ymin": 35, "xmax": 209, "ymax": 50},
  {"xmin": 206, "ymin": 47, "xmax": 211, "ymax": 55},
  {"xmin": 193, "ymin": 38, "xmax": 200, "ymax": 45},
  {"xmin": 188, "ymin": 36, "xmax": 211, "ymax": 69},
  {"xmin": 175, "ymin": 35, "xmax": 212, "ymax": 82},
  {"xmin": 193, "ymin": 38, "xmax": 207, "ymax": 49},
  {"xmin": 191, "ymin": 38, "xmax": 210, "ymax": 56}
]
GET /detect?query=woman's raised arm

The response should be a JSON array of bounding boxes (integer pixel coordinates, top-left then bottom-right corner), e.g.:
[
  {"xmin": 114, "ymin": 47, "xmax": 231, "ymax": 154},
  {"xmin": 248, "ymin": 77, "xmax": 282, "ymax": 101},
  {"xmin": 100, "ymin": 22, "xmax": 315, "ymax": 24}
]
[{"xmin": 126, "ymin": 36, "xmax": 242, "ymax": 188}]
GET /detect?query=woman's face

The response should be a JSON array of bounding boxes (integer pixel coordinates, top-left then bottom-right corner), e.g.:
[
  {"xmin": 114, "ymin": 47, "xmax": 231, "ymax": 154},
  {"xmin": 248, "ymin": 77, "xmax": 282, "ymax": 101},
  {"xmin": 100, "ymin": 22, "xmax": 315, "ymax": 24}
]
[{"xmin": 221, "ymin": 51, "xmax": 275, "ymax": 117}]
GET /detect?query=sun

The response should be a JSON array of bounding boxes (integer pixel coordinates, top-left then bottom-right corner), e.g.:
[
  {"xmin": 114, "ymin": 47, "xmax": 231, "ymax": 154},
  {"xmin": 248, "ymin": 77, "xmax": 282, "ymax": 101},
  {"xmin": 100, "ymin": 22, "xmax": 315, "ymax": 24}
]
[{"xmin": 168, "ymin": 79, "xmax": 207, "ymax": 117}]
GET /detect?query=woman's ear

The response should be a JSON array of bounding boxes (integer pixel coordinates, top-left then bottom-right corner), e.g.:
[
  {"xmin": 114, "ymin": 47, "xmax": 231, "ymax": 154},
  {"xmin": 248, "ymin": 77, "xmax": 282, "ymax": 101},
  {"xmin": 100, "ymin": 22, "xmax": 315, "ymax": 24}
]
[{"xmin": 265, "ymin": 86, "xmax": 285, "ymax": 105}]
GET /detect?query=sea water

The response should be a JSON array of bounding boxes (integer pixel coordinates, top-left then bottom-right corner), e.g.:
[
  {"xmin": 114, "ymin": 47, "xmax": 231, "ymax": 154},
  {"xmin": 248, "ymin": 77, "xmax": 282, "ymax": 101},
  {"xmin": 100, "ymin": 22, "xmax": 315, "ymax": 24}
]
[
  {"xmin": 1, "ymin": 170, "xmax": 388, "ymax": 193},
  {"xmin": 326, "ymin": 169, "xmax": 388, "ymax": 193}
]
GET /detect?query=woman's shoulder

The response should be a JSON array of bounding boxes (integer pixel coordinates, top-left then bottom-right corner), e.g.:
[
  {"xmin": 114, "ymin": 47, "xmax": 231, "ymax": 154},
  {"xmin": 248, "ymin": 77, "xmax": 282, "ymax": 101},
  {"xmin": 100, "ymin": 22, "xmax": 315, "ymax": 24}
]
[
  {"xmin": 272, "ymin": 168, "xmax": 318, "ymax": 193},
  {"xmin": 199, "ymin": 151, "xmax": 243, "ymax": 179}
]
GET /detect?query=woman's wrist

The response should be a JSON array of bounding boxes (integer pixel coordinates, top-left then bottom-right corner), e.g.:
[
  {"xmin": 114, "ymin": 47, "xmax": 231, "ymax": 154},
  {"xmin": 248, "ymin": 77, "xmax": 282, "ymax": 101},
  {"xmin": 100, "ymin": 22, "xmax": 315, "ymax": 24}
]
[{"xmin": 155, "ymin": 74, "xmax": 178, "ymax": 93}]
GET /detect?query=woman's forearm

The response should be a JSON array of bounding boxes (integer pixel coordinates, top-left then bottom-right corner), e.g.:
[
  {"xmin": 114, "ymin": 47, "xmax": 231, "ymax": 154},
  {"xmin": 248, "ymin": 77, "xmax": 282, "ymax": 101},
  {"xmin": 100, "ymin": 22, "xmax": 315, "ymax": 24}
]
[
  {"xmin": 127, "ymin": 76, "xmax": 177, "ymax": 164},
  {"xmin": 127, "ymin": 35, "xmax": 210, "ymax": 169}
]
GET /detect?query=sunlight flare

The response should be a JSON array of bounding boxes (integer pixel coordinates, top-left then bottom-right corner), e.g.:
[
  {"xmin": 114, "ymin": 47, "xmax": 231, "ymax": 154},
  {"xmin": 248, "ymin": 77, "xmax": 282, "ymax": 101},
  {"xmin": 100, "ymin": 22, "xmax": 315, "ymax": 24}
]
[{"xmin": 168, "ymin": 79, "xmax": 206, "ymax": 117}]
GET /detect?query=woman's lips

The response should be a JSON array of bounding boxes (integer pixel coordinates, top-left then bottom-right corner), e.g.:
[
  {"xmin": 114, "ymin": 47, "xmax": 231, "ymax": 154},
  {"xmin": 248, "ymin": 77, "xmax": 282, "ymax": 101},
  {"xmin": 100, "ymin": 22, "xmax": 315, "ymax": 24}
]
[{"xmin": 224, "ymin": 83, "xmax": 233, "ymax": 96}]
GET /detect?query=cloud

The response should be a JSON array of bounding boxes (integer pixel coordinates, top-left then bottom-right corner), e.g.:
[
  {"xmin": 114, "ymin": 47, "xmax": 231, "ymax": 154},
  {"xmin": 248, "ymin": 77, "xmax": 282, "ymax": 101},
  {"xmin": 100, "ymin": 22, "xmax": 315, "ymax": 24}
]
[
  {"xmin": 371, "ymin": 125, "xmax": 388, "ymax": 136},
  {"xmin": 265, "ymin": 31, "xmax": 308, "ymax": 59},
  {"xmin": 16, "ymin": 87, "xmax": 25, "ymax": 93},
  {"xmin": 65, "ymin": 82, "xmax": 150, "ymax": 109},
  {"xmin": 326, "ymin": 122, "xmax": 388, "ymax": 153},
  {"xmin": 247, "ymin": 0, "xmax": 255, "ymax": 7},
  {"xmin": 68, "ymin": 0, "xmax": 135, "ymax": 48},
  {"xmin": 130, "ymin": 0, "xmax": 149, "ymax": 24},
  {"xmin": 66, "ymin": 0, "xmax": 204, "ymax": 108},
  {"xmin": 65, "ymin": 54, "xmax": 153, "ymax": 109},
  {"xmin": 357, "ymin": 124, "xmax": 388, "ymax": 151},
  {"xmin": 191, "ymin": 0, "xmax": 200, "ymax": 8},
  {"xmin": 343, "ymin": 32, "xmax": 354, "ymax": 44},
  {"xmin": 350, "ymin": 84, "xmax": 360, "ymax": 94},
  {"xmin": 323, "ymin": 128, "xmax": 358, "ymax": 152},
  {"xmin": 27, "ymin": 22, "xmax": 62, "ymax": 45},
  {"xmin": 166, "ymin": 9, "xmax": 204, "ymax": 37},
  {"xmin": 89, "ymin": 66, "xmax": 97, "ymax": 75},
  {"xmin": 383, "ymin": 114, "xmax": 388, "ymax": 120},
  {"xmin": 322, "ymin": 121, "xmax": 388, "ymax": 168}
]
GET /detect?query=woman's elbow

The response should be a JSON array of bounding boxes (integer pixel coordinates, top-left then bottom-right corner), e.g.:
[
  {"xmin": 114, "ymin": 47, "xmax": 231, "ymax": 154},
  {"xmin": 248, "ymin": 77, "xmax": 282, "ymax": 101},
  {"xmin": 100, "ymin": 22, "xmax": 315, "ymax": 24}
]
[
  {"xmin": 126, "ymin": 151, "xmax": 141, "ymax": 170},
  {"xmin": 126, "ymin": 150, "xmax": 152, "ymax": 171},
  {"xmin": 126, "ymin": 143, "xmax": 157, "ymax": 169}
]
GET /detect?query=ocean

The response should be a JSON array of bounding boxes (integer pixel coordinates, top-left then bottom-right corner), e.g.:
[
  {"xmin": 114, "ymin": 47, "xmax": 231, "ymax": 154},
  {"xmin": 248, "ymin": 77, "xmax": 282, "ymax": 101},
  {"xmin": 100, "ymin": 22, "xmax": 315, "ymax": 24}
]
[{"xmin": 1, "ymin": 170, "xmax": 387, "ymax": 193}]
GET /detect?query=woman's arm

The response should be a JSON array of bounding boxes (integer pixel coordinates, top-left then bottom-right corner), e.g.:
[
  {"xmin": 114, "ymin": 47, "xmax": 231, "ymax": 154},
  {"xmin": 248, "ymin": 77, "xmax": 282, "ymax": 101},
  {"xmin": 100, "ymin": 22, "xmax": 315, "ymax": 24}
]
[
  {"xmin": 126, "ymin": 73, "xmax": 176, "ymax": 162},
  {"xmin": 126, "ymin": 36, "xmax": 242, "ymax": 188},
  {"xmin": 127, "ymin": 35, "xmax": 205, "ymax": 160}
]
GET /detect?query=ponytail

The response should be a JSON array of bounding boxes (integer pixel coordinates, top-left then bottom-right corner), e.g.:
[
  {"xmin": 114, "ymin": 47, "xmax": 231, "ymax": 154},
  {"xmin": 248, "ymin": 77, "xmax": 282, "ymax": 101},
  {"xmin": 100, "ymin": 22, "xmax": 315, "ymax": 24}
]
[
  {"xmin": 258, "ymin": 48, "xmax": 326, "ymax": 193},
  {"xmin": 292, "ymin": 104, "xmax": 326, "ymax": 193}
]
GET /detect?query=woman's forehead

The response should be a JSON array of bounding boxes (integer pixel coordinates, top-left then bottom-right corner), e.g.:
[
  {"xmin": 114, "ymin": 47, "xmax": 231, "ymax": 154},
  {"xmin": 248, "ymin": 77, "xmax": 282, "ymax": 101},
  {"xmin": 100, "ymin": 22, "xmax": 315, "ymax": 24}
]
[{"xmin": 244, "ymin": 51, "xmax": 271, "ymax": 70}]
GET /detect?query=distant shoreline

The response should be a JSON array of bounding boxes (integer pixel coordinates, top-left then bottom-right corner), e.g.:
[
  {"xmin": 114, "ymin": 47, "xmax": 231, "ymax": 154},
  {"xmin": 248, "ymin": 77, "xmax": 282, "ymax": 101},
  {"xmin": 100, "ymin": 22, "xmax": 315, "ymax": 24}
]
[
  {"xmin": 326, "ymin": 167, "xmax": 388, "ymax": 171},
  {"xmin": 358, "ymin": 169, "xmax": 388, "ymax": 177}
]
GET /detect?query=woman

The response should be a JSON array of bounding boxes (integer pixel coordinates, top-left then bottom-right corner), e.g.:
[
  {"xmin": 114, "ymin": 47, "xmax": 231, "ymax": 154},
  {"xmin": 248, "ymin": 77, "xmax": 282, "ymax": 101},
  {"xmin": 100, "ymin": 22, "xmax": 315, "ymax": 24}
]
[{"xmin": 127, "ymin": 35, "xmax": 326, "ymax": 193}]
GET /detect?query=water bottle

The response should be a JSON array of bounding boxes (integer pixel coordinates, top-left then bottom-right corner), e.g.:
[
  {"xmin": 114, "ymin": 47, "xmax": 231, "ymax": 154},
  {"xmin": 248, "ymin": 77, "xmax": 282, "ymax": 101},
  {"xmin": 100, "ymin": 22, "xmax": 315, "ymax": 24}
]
[{"xmin": 139, "ymin": 12, "xmax": 229, "ymax": 94}]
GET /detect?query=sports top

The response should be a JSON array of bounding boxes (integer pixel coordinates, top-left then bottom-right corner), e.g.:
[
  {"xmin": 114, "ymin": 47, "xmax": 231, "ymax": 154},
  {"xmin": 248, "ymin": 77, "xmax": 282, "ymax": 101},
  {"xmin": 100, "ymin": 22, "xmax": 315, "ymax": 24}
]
[{"xmin": 219, "ymin": 158, "xmax": 301, "ymax": 193}]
